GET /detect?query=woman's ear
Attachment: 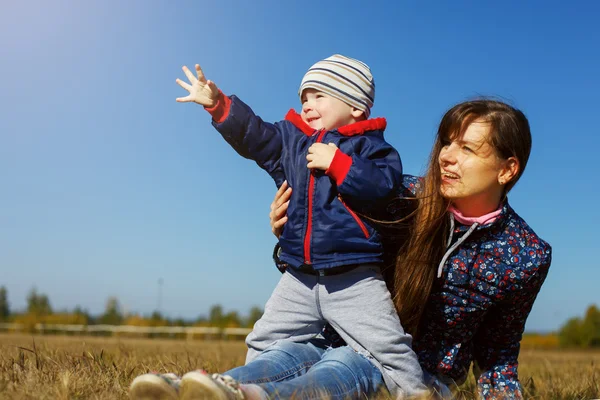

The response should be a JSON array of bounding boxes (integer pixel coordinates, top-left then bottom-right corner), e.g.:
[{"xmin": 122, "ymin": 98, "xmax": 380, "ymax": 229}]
[{"xmin": 498, "ymin": 156, "xmax": 519, "ymax": 185}]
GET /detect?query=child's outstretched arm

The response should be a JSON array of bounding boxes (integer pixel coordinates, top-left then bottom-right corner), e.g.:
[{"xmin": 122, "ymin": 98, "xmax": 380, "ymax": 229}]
[
  {"xmin": 175, "ymin": 64, "xmax": 219, "ymax": 107},
  {"xmin": 175, "ymin": 64, "xmax": 286, "ymax": 185}
]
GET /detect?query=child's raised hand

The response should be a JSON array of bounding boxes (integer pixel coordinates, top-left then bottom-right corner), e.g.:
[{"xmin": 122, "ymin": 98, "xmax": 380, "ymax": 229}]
[
  {"xmin": 307, "ymin": 143, "xmax": 338, "ymax": 171},
  {"xmin": 176, "ymin": 64, "xmax": 220, "ymax": 107}
]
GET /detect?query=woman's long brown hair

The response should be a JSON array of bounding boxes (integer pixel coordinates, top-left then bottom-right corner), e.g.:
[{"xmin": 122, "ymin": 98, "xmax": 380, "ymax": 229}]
[{"xmin": 392, "ymin": 99, "xmax": 532, "ymax": 337}]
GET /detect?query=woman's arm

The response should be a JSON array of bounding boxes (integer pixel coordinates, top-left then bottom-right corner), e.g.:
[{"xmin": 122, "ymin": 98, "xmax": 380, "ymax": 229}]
[{"xmin": 472, "ymin": 249, "xmax": 552, "ymax": 399}]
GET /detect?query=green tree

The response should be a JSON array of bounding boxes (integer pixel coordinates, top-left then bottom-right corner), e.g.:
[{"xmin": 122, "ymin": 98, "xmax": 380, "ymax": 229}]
[
  {"xmin": 172, "ymin": 317, "xmax": 188, "ymax": 327},
  {"xmin": 246, "ymin": 306, "xmax": 263, "ymax": 328},
  {"xmin": 0, "ymin": 286, "xmax": 9, "ymax": 320},
  {"xmin": 581, "ymin": 305, "xmax": 600, "ymax": 347},
  {"xmin": 222, "ymin": 311, "xmax": 241, "ymax": 328},
  {"xmin": 559, "ymin": 317, "xmax": 583, "ymax": 347},
  {"xmin": 150, "ymin": 311, "xmax": 163, "ymax": 321},
  {"xmin": 209, "ymin": 304, "xmax": 224, "ymax": 326},
  {"xmin": 27, "ymin": 287, "xmax": 52, "ymax": 316},
  {"xmin": 99, "ymin": 297, "xmax": 123, "ymax": 325},
  {"xmin": 73, "ymin": 306, "xmax": 92, "ymax": 324},
  {"xmin": 559, "ymin": 304, "xmax": 600, "ymax": 348}
]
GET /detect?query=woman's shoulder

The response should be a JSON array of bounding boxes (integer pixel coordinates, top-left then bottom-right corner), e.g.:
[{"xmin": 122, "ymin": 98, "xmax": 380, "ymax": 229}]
[
  {"xmin": 377, "ymin": 175, "xmax": 422, "ymax": 219},
  {"xmin": 503, "ymin": 203, "xmax": 552, "ymax": 258},
  {"xmin": 400, "ymin": 174, "xmax": 423, "ymax": 196},
  {"xmin": 488, "ymin": 203, "xmax": 552, "ymax": 290}
]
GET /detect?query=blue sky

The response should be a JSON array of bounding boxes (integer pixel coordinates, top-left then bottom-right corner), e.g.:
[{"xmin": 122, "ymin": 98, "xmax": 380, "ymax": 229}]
[{"xmin": 1, "ymin": 1, "xmax": 598, "ymax": 332}]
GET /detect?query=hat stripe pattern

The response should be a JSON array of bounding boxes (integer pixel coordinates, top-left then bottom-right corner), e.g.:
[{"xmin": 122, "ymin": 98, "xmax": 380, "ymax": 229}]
[
  {"xmin": 299, "ymin": 54, "xmax": 375, "ymax": 118},
  {"xmin": 298, "ymin": 81, "xmax": 364, "ymax": 113},
  {"xmin": 302, "ymin": 80, "xmax": 368, "ymax": 111},
  {"xmin": 307, "ymin": 68, "xmax": 374, "ymax": 103},
  {"xmin": 321, "ymin": 58, "xmax": 375, "ymax": 89}
]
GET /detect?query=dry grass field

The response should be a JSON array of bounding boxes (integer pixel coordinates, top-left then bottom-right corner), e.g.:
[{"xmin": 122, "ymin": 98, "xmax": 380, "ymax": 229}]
[{"xmin": 0, "ymin": 333, "xmax": 598, "ymax": 399}]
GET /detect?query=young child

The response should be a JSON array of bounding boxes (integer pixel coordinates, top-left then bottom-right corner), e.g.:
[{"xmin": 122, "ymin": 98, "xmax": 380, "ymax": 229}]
[{"xmin": 174, "ymin": 55, "xmax": 426, "ymax": 397}]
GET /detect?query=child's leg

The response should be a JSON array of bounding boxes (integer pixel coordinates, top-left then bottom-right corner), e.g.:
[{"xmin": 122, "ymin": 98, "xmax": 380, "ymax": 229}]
[
  {"xmin": 131, "ymin": 341, "xmax": 327, "ymax": 400},
  {"xmin": 181, "ymin": 345, "xmax": 386, "ymax": 400},
  {"xmin": 319, "ymin": 265, "xmax": 427, "ymax": 399},
  {"xmin": 227, "ymin": 340, "xmax": 325, "ymax": 383},
  {"xmin": 252, "ymin": 345, "xmax": 386, "ymax": 400},
  {"xmin": 245, "ymin": 269, "xmax": 325, "ymax": 364},
  {"xmin": 179, "ymin": 341, "xmax": 328, "ymax": 400}
]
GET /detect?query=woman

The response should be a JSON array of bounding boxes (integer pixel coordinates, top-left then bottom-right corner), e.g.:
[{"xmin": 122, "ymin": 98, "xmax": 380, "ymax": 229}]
[{"xmin": 130, "ymin": 99, "xmax": 551, "ymax": 399}]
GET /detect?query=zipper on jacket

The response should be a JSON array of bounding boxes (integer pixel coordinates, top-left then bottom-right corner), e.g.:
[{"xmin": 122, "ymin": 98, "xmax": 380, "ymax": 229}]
[
  {"xmin": 338, "ymin": 195, "xmax": 370, "ymax": 239},
  {"xmin": 303, "ymin": 129, "xmax": 327, "ymax": 265}
]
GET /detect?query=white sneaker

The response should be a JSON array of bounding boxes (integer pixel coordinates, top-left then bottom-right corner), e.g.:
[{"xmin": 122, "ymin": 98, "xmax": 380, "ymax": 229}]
[
  {"xmin": 129, "ymin": 372, "xmax": 180, "ymax": 400},
  {"xmin": 180, "ymin": 370, "xmax": 245, "ymax": 400}
]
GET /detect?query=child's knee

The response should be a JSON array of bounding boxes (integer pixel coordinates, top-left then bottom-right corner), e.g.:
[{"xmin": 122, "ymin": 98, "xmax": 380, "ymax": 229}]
[
  {"xmin": 264, "ymin": 340, "xmax": 324, "ymax": 363},
  {"xmin": 321, "ymin": 346, "xmax": 376, "ymax": 371}
]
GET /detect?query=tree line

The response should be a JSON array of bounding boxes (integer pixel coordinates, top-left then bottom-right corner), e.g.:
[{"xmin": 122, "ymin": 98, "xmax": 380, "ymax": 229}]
[
  {"xmin": 0, "ymin": 286, "xmax": 263, "ymax": 330},
  {"xmin": 558, "ymin": 304, "xmax": 600, "ymax": 348},
  {"xmin": 3, "ymin": 285, "xmax": 597, "ymax": 347}
]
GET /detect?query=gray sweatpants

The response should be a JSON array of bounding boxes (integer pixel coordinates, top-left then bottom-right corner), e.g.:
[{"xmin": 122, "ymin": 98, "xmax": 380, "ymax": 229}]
[{"xmin": 245, "ymin": 265, "xmax": 427, "ymax": 399}]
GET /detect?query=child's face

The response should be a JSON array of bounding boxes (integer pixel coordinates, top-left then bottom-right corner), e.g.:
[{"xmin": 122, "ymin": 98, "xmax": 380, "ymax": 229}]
[{"xmin": 300, "ymin": 89, "xmax": 359, "ymax": 131}]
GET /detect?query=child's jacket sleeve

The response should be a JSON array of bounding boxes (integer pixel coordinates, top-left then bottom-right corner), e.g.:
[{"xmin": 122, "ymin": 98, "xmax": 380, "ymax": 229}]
[
  {"xmin": 472, "ymin": 246, "xmax": 552, "ymax": 399},
  {"xmin": 207, "ymin": 93, "xmax": 285, "ymax": 185},
  {"xmin": 325, "ymin": 133, "xmax": 403, "ymax": 202}
]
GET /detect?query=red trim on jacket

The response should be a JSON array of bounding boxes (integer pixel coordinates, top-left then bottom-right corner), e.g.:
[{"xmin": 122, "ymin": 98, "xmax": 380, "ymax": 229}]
[
  {"xmin": 304, "ymin": 129, "xmax": 327, "ymax": 264},
  {"xmin": 284, "ymin": 110, "xmax": 387, "ymax": 137},
  {"xmin": 338, "ymin": 117, "xmax": 387, "ymax": 136},
  {"xmin": 338, "ymin": 195, "xmax": 370, "ymax": 239},
  {"xmin": 284, "ymin": 109, "xmax": 315, "ymax": 136},
  {"xmin": 204, "ymin": 91, "xmax": 231, "ymax": 124},
  {"xmin": 325, "ymin": 149, "xmax": 353, "ymax": 186}
]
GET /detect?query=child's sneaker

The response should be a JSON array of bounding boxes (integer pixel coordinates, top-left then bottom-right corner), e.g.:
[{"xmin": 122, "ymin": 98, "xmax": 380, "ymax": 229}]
[
  {"xmin": 180, "ymin": 370, "xmax": 245, "ymax": 400},
  {"xmin": 129, "ymin": 372, "xmax": 180, "ymax": 400}
]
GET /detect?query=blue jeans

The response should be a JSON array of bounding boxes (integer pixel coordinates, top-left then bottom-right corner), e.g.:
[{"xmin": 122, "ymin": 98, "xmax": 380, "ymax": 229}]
[{"xmin": 225, "ymin": 340, "xmax": 386, "ymax": 399}]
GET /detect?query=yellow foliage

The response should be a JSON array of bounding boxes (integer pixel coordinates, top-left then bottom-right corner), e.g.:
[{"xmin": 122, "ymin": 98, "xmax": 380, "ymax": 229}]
[
  {"xmin": 11, "ymin": 313, "xmax": 87, "ymax": 332},
  {"xmin": 11, "ymin": 314, "xmax": 38, "ymax": 332},
  {"xmin": 122, "ymin": 315, "xmax": 169, "ymax": 327},
  {"xmin": 43, "ymin": 313, "xmax": 88, "ymax": 325},
  {"xmin": 123, "ymin": 315, "xmax": 154, "ymax": 327},
  {"xmin": 521, "ymin": 333, "xmax": 559, "ymax": 349}
]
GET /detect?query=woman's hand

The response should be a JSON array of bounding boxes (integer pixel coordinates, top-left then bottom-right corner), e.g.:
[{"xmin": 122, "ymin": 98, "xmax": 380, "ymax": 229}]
[
  {"xmin": 270, "ymin": 181, "xmax": 292, "ymax": 238},
  {"xmin": 175, "ymin": 64, "xmax": 220, "ymax": 107}
]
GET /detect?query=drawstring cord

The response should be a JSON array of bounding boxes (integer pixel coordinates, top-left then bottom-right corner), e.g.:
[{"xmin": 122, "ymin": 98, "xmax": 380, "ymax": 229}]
[{"xmin": 437, "ymin": 214, "xmax": 479, "ymax": 278}]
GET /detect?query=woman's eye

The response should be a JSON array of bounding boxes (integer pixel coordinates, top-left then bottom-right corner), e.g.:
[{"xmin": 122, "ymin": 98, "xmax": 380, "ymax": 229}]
[{"xmin": 462, "ymin": 146, "xmax": 473, "ymax": 153}]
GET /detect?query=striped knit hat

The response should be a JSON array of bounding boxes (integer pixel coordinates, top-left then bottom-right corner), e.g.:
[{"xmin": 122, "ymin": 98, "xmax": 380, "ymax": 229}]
[{"xmin": 299, "ymin": 54, "xmax": 375, "ymax": 118}]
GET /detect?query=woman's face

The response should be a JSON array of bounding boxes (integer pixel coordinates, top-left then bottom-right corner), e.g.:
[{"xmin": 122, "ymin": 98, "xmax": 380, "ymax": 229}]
[{"xmin": 438, "ymin": 120, "xmax": 515, "ymax": 216}]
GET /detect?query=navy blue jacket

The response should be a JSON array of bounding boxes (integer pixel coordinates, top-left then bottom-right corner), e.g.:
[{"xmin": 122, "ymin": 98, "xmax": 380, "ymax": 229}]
[{"xmin": 210, "ymin": 94, "xmax": 403, "ymax": 270}]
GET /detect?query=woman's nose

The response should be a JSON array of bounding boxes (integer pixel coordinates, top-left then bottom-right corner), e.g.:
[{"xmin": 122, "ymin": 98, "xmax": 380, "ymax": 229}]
[{"xmin": 439, "ymin": 145, "xmax": 456, "ymax": 165}]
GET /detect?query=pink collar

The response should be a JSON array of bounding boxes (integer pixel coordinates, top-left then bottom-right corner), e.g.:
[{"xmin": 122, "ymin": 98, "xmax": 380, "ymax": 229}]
[
  {"xmin": 284, "ymin": 109, "xmax": 387, "ymax": 137},
  {"xmin": 448, "ymin": 205, "xmax": 502, "ymax": 226}
]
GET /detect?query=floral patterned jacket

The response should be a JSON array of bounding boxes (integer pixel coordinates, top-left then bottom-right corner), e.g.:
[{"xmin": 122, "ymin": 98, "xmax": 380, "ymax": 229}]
[
  {"xmin": 316, "ymin": 175, "xmax": 552, "ymax": 399},
  {"xmin": 402, "ymin": 175, "xmax": 552, "ymax": 398}
]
